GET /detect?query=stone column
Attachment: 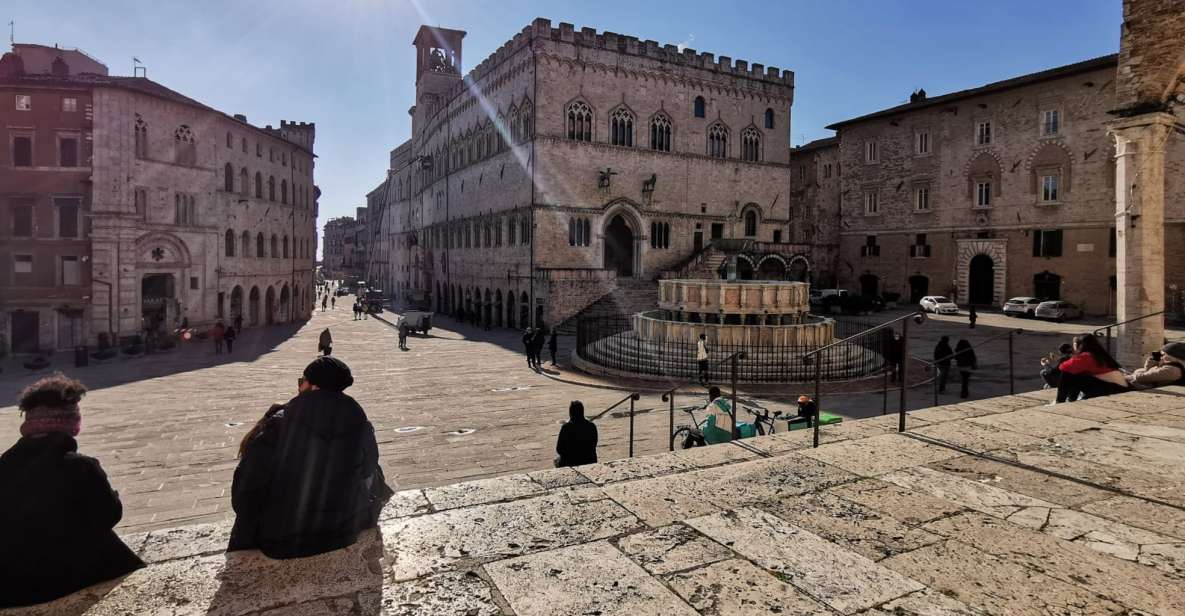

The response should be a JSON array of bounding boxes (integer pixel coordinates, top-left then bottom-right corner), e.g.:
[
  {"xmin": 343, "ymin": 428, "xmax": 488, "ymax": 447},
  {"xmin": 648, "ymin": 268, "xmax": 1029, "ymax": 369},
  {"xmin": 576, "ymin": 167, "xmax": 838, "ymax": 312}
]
[{"xmin": 1107, "ymin": 112, "xmax": 1179, "ymax": 367}]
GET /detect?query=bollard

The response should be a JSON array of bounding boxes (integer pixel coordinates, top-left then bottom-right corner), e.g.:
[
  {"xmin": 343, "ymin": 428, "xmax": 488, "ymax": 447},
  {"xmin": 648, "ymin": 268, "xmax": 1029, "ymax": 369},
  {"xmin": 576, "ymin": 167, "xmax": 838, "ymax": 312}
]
[
  {"xmin": 628, "ymin": 394, "xmax": 638, "ymax": 458},
  {"xmin": 899, "ymin": 317, "xmax": 910, "ymax": 432},
  {"xmin": 1009, "ymin": 332, "xmax": 1015, "ymax": 395}
]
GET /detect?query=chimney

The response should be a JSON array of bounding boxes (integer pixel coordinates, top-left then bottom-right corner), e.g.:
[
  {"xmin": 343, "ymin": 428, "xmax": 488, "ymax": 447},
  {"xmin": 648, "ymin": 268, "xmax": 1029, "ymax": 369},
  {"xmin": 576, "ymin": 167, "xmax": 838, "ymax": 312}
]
[{"xmin": 233, "ymin": 114, "xmax": 247, "ymax": 122}]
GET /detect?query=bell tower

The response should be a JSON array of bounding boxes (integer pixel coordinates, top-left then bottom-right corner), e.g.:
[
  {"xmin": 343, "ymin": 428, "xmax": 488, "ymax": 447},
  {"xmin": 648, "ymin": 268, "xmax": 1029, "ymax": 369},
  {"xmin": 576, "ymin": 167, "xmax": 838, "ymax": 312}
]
[{"xmin": 411, "ymin": 26, "xmax": 466, "ymax": 136}]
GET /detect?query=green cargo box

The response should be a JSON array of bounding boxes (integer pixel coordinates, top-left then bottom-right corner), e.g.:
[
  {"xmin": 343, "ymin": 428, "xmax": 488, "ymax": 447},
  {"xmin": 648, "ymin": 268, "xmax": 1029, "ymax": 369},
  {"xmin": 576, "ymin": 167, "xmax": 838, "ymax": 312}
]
[
  {"xmin": 787, "ymin": 413, "xmax": 844, "ymax": 431},
  {"xmin": 701, "ymin": 415, "xmax": 758, "ymax": 444}
]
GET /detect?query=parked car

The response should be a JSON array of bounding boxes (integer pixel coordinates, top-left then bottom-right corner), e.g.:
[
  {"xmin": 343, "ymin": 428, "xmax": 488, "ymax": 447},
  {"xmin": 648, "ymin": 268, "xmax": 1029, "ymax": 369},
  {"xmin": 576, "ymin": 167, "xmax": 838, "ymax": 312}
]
[
  {"xmin": 1003, "ymin": 297, "xmax": 1043, "ymax": 318},
  {"xmin": 1034, "ymin": 300, "xmax": 1083, "ymax": 322},
  {"xmin": 919, "ymin": 295, "xmax": 959, "ymax": 314}
]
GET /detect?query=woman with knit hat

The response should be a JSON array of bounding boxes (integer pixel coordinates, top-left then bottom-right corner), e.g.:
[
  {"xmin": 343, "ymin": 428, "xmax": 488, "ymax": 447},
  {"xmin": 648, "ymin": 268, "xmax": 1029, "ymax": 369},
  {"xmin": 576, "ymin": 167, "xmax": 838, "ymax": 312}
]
[
  {"xmin": 228, "ymin": 356, "xmax": 391, "ymax": 559},
  {"xmin": 0, "ymin": 374, "xmax": 144, "ymax": 607}
]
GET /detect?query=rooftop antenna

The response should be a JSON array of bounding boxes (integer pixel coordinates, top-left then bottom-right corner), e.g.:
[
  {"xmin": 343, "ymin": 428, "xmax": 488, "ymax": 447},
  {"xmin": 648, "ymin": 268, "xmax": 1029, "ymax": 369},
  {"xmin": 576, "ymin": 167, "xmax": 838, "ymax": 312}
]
[
  {"xmin": 8, "ymin": 20, "xmax": 13, "ymax": 45},
  {"xmin": 133, "ymin": 57, "xmax": 146, "ymax": 78}
]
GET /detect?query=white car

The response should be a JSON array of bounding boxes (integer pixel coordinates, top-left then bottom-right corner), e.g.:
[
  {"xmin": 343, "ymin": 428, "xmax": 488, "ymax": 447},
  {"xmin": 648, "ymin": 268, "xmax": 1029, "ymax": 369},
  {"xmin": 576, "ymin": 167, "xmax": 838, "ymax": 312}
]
[
  {"xmin": 1034, "ymin": 301, "xmax": 1083, "ymax": 322},
  {"xmin": 1003, "ymin": 297, "xmax": 1043, "ymax": 318},
  {"xmin": 919, "ymin": 296, "xmax": 959, "ymax": 314}
]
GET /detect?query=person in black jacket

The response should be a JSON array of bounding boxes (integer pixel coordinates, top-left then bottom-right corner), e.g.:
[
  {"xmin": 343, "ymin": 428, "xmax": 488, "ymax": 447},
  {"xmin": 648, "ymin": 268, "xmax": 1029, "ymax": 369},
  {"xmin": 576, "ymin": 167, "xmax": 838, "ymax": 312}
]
[
  {"xmin": 933, "ymin": 336, "xmax": 954, "ymax": 394},
  {"xmin": 0, "ymin": 374, "xmax": 144, "ymax": 608},
  {"xmin": 228, "ymin": 357, "xmax": 391, "ymax": 559},
  {"xmin": 954, "ymin": 339, "xmax": 978, "ymax": 399},
  {"xmin": 555, "ymin": 400, "xmax": 597, "ymax": 467},
  {"xmin": 548, "ymin": 331, "xmax": 559, "ymax": 366}
]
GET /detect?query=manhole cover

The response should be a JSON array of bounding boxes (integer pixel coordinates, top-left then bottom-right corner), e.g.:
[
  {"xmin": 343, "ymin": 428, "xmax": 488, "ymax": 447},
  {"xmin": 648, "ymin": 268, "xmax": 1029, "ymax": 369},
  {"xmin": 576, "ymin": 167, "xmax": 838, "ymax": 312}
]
[
  {"xmin": 446, "ymin": 428, "xmax": 476, "ymax": 436},
  {"xmin": 394, "ymin": 426, "xmax": 424, "ymax": 434},
  {"xmin": 491, "ymin": 386, "xmax": 532, "ymax": 392},
  {"xmin": 225, "ymin": 422, "xmax": 243, "ymax": 428}
]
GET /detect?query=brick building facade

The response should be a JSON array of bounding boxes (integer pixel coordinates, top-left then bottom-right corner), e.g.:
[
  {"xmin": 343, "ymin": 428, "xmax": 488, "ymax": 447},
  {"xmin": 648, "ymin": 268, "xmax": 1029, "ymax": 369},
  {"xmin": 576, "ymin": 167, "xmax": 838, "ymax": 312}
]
[
  {"xmin": 800, "ymin": 55, "xmax": 1184, "ymax": 315},
  {"xmin": 1, "ymin": 43, "xmax": 318, "ymax": 355},
  {"xmin": 365, "ymin": 21, "xmax": 832, "ymax": 328}
]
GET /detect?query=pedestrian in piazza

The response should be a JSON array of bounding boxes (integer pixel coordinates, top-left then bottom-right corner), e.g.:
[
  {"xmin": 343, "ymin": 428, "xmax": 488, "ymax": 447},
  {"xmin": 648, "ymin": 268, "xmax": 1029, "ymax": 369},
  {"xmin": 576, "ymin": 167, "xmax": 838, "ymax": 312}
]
[
  {"xmin": 968, "ymin": 304, "xmax": 978, "ymax": 329},
  {"xmin": 696, "ymin": 334, "xmax": 710, "ymax": 385},
  {"xmin": 319, "ymin": 328, "xmax": 333, "ymax": 356},
  {"xmin": 234, "ymin": 312, "xmax": 244, "ymax": 332},
  {"xmin": 331, "ymin": 296, "xmax": 336, "ymax": 310},
  {"xmin": 228, "ymin": 357, "xmax": 391, "ymax": 559},
  {"xmin": 397, "ymin": 320, "xmax": 408, "ymax": 351},
  {"xmin": 321, "ymin": 295, "xmax": 328, "ymax": 311},
  {"xmin": 522, "ymin": 328, "xmax": 536, "ymax": 368},
  {"xmin": 548, "ymin": 330, "xmax": 559, "ymax": 366},
  {"xmin": 954, "ymin": 339, "xmax": 977, "ymax": 399},
  {"xmin": 225, "ymin": 325, "xmax": 237, "ymax": 354},
  {"xmin": 933, "ymin": 336, "xmax": 953, "ymax": 394},
  {"xmin": 886, "ymin": 332, "xmax": 904, "ymax": 383},
  {"xmin": 210, "ymin": 320, "xmax": 226, "ymax": 355},
  {"xmin": 530, "ymin": 327, "xmax": 546, "ymax": 370},
  {"xmin": 0, "ymin": 374, "xmax": 145, "ymax": 607}
]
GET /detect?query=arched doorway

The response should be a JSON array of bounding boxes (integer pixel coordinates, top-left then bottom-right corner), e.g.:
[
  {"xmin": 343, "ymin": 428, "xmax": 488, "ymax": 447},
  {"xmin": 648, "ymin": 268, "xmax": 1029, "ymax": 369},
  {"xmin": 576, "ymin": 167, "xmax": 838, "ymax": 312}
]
[
  {"xmin": 788, "ymin": 257, "xmax": 809, "ymax": 282},
  {"xmin": 968, "ymin": 254, "xmax": 995, "ymax": 305},
  {"xmin": 736, "ymin": 257, "xmax": 755, "ymax": 281},
  {"xmin": 603, "ymin": 214, "xmax": 634, "ymax": 277},
  {"xmin": 507, "ymin": 291, "xmax": 516, "ymax": 329},
  {"xmin": 757, "ymin": 257, "xmax": 786, "ymax": 280},
  {"xmin": 141, "ymin": 274, "xmax": 176, "ymax": 331},
  {"xmin": 264, "ymin": 286, "xmax": 276, "ymax": 325},
  {"xmin": 230, "ymin": 286, "xmax": 244, "ymax": 321},
  {"xmin": 495, "ymin": 290, "xmax": 504, "ymax": 327},
  {"xmin": 483, "ymin": 289, "xmax": 492, "ymax": 327},
  {"xmin": 248, "ymin": 286, "xmax": 261, "ymax": 326},
  {"xmin": 1033, "ymin": 271, "xmax": 1061, "ymax": 300},
  {"xmin": 280, "ymin": 285, "xmax": 290, "ymax": 322},
  {"xmin": 859, "ymin": 274, "xmax": 879, "ymax": 297},
  {"xmin": 520, "ymin": 291, "xmax": 529, "ymax": 327},
  {"xmin": 908, "ymin": 276, "xmax": 930, "ymax": 303}
]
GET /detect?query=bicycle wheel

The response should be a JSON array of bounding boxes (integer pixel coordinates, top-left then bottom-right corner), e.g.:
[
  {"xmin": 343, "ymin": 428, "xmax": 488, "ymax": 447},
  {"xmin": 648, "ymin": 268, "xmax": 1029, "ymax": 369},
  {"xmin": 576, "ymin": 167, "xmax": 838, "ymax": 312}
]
[{"xmin": 671, "ymin": 428, "xmax": 703, "ymax": 449}]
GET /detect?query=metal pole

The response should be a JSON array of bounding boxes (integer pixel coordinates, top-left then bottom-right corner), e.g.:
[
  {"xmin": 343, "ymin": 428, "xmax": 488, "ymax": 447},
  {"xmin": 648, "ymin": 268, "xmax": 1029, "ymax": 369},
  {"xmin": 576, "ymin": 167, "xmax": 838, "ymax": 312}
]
[
  {"xmin": 1105, "ymin": 327, "xmax": 1112, "ymax": 356},
  {"xmin": 813, "ymin": 353, "xmax": 822, "ymax": 448},
  {"xmin": 1008, "ymin": 332, "xmax": 1015, "ymax": 395},
  {"xmin": 667, "ymin": 391, "xmax": 675, "ymax": 452},
  {"xmin": 882, "ymin": 365, "xmax": 888, "ymax": 416},
  {"xmin": 730, "ymin": 353, "xmax": 740, "ymax": 440},
  {"xmin": 933, "ymin": 361, "xmax": 939, "ymax": 408},
  {"xmin": 899, "ymin": 318, "xmax": 909, "ymax": 432},
  {"xmin": 628, "ymin": 395, "xmax": 636, "ymax": 458}
]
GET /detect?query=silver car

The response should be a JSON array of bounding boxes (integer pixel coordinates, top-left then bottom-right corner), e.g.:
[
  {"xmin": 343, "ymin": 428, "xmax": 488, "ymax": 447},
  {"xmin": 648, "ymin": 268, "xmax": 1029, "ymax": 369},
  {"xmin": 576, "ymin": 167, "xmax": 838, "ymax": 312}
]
[
  {"xmin": 1002, "ymin": 297, "xmax": 1042, "ymax": 318},
  {"xmin": 1034, "ymin": 301, "xmax": 1083, "ymax": 322}
]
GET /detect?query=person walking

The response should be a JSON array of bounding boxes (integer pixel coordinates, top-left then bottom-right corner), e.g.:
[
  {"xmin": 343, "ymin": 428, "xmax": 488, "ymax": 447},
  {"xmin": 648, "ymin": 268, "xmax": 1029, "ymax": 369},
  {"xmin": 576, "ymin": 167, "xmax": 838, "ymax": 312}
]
[
  {"xmin": 530, "ymin": 328, "xmax": 546, "ymax": 371},
  {"xmin": 548, "ymin": 331, "xmax": 559, "ymax": 366},
  {"xmin": 330, "ymin": 296, "xmax": 336, "ymax": 310},
  {"xmin": 228, "ymin": 357, "xmax": 391, "ymax": 559},
  {"xmin": 886, "ymin": 332, "xmax": 903, "ymax": 383},
  {"xmin": 225, "ymin": 325, "xmax": 237, "ymax": 354},
  {"xmin": 554, "ymin": 401, "xmax": 598, "ymax": 468},
  {"xmin": 954, "ymin": 339, "xmax": 977, "ymax": 399},
  {"xmin": 522, "ymin": 328, "xmax": 535, "ymax": 369},
  {"xmin": 321, "ymin": 295, "xmax": 328, "ymax": 312},
  {"xmin": 397, "ymin": 321, "xmax": 408, "ymax": 351},
  {"xmin": 211, "ymin": 320, "xmax": 226, "ymax": 355},
  {"xmin": 0, "ymin": 374, "xmax": 145, "ymax": 607},
  {"xmin": 318, "ymin": 328, "xmax": 333, "ymax": 356},
  {"xmin": 933, "ymin": 336, "xmax": 953, "ymax": 394},
  {"xmin": 352, "ymin": 302, "xmax": 359, "ymax": 321},
  {"xmin": 696, "ymin": 334, "xmax": 710, "ymax": 385},
  {"xmin": 968, "ymin": 304, "xmax": 978, "ymax": 329}
]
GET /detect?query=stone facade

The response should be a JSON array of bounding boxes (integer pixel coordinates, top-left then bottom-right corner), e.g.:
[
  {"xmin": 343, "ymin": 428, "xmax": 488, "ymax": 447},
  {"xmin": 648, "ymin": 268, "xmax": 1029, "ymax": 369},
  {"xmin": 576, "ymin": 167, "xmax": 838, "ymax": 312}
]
[
  {"xmin": 367, "ymin": 20, "xmax": 828, "ymax": 328},
  {"xmin": 815, "ymin": 56, "xmax": 1185, "ymax": 315},
  {"xmin": 0, "ymin": 43, "xmax": 317, "ymax": 352}
]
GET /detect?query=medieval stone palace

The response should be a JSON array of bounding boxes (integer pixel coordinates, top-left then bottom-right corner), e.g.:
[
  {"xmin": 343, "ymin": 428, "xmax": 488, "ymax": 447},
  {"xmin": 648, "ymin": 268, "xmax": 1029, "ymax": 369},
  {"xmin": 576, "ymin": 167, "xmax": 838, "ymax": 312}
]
[{"xmin": 365, "ymin": 21, "xmax": 821, "ymax": 329}]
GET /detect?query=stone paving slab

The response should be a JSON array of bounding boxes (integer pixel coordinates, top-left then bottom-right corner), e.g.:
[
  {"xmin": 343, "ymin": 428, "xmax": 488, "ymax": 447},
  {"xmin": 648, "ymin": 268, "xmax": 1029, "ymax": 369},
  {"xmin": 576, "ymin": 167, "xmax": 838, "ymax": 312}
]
[
  {"xmin": 686, "ymin": 508, "xmax": 924, "ymax": 614},
  {"xmin": 9, "ymin": 387, "xmax": 1185, "ymax": 616},
  {"xmin": 485, "ymin": 540, "xmax": 699, "ymax": 616}
]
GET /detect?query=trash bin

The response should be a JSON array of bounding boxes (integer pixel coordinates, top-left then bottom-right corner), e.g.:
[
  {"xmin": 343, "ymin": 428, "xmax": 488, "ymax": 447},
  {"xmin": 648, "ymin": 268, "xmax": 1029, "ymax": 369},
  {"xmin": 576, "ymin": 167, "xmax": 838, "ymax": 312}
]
[{"xmin": 74, "ymin": 345, "xmax": 89, "ymax": 367}]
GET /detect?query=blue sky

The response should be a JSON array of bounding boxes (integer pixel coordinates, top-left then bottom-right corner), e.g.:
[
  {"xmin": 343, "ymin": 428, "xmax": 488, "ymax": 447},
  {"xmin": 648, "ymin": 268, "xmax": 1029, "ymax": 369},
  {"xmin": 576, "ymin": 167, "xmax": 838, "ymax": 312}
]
[{"xmin": 9, "ymin": 1, "xmax": 1121, "ymax": 254}]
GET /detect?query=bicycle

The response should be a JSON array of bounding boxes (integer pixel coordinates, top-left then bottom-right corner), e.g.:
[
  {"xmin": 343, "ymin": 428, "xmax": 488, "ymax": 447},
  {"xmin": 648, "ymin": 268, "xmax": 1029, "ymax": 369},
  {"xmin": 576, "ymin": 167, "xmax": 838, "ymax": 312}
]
[
  {"xmin": 742, "ymin": 404, "xmax": 783, "ymax": 436},
  {"xmin": 670, "ymin": 402, "xmax": 783, "ymax": 449},
  {"xmin": 670, "ymin": 405, "xmax": 709, "ymax": 450}
]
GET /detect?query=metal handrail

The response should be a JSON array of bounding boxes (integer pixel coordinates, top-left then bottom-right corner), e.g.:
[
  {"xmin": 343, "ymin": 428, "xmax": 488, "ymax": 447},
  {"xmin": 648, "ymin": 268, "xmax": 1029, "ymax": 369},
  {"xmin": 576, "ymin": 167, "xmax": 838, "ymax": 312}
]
[
  {"xmin": 1092, "ymin": 310, "xmax": 1165, "ymax": 355},
  {"xmin": 803, "ymin": 311, "xmax": 927, "ymax": 447},
  {"xmin": 587, "ymin": 392, "xmax": 642, "ymax": 458}
]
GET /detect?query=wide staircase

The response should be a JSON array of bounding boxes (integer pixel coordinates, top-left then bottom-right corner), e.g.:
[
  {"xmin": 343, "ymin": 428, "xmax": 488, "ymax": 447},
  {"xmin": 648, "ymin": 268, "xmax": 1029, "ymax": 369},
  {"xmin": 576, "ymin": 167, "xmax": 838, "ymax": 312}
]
[{"xmin": 556, "ymin": 277, "xmax": 659, "ymax": 335}]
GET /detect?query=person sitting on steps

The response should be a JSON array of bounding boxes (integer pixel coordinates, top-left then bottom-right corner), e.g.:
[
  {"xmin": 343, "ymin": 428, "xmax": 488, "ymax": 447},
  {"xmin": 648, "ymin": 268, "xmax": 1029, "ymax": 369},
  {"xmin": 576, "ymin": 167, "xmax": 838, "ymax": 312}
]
[{"xmin": 1055, "ymin": 334, "xmax": 1128, "ymax": 403}]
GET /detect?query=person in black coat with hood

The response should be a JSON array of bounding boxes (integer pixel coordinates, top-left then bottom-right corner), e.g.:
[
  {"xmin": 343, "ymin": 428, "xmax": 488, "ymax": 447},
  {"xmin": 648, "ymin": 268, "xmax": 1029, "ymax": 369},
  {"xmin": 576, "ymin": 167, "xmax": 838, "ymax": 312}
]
[
  {"xmin": 228, "ymin": 356, "xmax": 391, "ymax": 559},
  {"xmin": 0, "ymin": 374, "xmax": 144, "ymax": 608},
  {"xmin": 555, "ymin": 400, "xmax": 598, "ymax": 467}
]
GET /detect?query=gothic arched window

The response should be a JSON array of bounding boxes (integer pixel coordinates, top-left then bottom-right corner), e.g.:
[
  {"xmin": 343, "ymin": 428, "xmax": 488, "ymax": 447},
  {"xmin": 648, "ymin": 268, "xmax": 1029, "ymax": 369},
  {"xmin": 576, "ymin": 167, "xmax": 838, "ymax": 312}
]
[
  {"xmin": 225, "ymin": 229, "xmax": 236, "ymax": 257},
  {"xmin": 744, "ymin": 209, "xmax": 758, "ymax": 236},
  {"xmin": 256, "ymin": 233, "xmax": 265, "ymax": 258},
  {"xmin": 610, "ymin": 108, "xmax": 634, "ymax": 147},
  {"xmin": 242, "ymin": 231, "xmax": 251, "ymax": 257},
  {"xmin": 223, "ymin": 163, "xmax": 234, "ymax": 192},
  {"xmin": 764, "ymin": 108, "xmax": 775, "ymax": 129},
  {"xmin": 566, "ymin": 101, "xmax": 592, "ymax": 142},
  {"xmin": 520, "ymin": 100, "xmax": 533, "ymax": 140},
  {"xmin": 708, "ymin": 123, "xmax": 729, "ymax": 159},
  {"xmin": 693, "ymin": 96, "xmax": 706, "ymax": 118},
  {"xmin": 280, "ymin": 179, "xmax": 288, "ymax": 204},
  {"xmin": 268, "ymin": 176, "xmax": 276, "ymax": 202},
  {"xmin": 741, "ymin": 127, "xmax": 761, "ymax": 162},
  {"xmin": 254, "ymin": 172, "xmax": 263, "ymax": 198},
  {"xmin": 270, "ymin": 234, "xmax": 278, "ymax": 258},
  {"xmin": 239, "ymin": 167, "xmax": 249, "ymax": 195},
  {"xmin": 134, "ymin": 115, "xmax": 148, "ymax": 159},
  {"xmin": 650, "ymin": 113, "xmax": 672, "ymax": 152}
]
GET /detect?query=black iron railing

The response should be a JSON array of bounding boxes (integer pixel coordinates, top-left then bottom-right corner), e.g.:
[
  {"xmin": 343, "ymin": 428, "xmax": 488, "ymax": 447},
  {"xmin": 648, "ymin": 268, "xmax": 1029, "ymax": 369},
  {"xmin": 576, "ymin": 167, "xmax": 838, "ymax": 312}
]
[
  {"xmin": 575, "ymin": 314, "xmax": 891, "ymax": 384},
  {"xmin": 1092, "ymin": 310, "xmax": 1166, "ymax": 356}
]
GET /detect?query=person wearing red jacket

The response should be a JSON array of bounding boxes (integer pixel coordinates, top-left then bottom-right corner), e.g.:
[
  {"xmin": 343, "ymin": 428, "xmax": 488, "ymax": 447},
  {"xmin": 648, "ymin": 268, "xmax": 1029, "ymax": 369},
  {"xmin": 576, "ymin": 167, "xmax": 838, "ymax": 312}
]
[{"xmin": 1056, "ymin": 334, "xmax": 1128, "ymax": 403}]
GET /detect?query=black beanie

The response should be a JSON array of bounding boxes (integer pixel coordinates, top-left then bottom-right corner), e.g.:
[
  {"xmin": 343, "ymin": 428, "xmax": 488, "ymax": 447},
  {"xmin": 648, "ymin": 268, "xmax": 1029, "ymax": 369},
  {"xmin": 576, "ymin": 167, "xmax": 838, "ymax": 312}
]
[{"xmin": 303, "ymin": 356, "xmax": 354, "ymax": 391}]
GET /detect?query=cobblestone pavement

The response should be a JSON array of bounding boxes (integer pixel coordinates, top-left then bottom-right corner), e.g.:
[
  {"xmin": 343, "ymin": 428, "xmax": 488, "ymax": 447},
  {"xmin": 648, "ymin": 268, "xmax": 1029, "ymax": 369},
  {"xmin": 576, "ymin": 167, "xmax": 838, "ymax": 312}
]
[
  {"xmin": 8, "ymin": 386, "xmax": 1185, "ymax": 615},
  {"xmin": 1, "ymin": 301, "xmax": 1181, "ymax": 535}
]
